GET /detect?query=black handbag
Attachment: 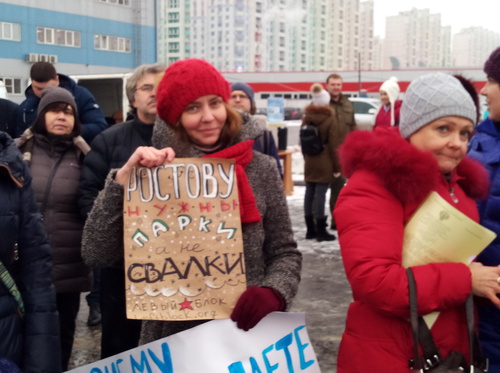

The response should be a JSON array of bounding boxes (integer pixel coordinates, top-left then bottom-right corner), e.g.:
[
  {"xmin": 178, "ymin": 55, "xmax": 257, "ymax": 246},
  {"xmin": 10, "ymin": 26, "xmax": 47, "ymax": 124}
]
[{"xmin": 407, "ymin": 268, "xmax": 489, "ymax": 372}]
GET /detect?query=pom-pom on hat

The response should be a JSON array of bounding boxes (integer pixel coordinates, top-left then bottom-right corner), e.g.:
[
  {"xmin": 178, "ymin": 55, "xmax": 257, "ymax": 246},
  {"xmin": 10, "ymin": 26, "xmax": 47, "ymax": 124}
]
[
  {"xmin": 310, "ymin": 83, "xmax": 330, "ymax": 106},
  {"xmin": 484, "ymin": 47, "xmax": 500, "ymax": 84},
  {"xmin": 231, "ymin": 82, "xmax": 255, "ymax": 108},
  {"xmin": 37, "ymin": 86, "xmax": 77, "ymax": 117},
  {"xmin": 399, "ymin": 72, "xmax": 477, "ymax": 139},
  {"xmin": 157, "ymin": 59, "xmax": 231, "ymax": 126}
]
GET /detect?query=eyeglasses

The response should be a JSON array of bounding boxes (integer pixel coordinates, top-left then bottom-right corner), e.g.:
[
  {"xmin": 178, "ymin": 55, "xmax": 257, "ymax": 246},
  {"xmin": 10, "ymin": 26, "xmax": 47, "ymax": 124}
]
[{"xmin": 136, "ymin": 84, "xmax": 154, "ymax": 93}]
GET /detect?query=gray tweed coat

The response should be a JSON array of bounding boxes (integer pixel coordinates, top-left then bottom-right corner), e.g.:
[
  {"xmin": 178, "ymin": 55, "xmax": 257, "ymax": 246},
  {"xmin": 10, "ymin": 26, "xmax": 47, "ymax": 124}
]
[{"xmin": 82, "ymin": 113, "xmax": 302, "ymax": 344}]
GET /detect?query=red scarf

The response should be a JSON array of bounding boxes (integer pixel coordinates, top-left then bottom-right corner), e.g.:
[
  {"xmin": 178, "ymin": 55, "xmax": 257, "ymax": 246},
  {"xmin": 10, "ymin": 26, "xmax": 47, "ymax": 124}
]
[{"xmin": 203, "ymin": 140, "xmax": 262, "ymax": 223}]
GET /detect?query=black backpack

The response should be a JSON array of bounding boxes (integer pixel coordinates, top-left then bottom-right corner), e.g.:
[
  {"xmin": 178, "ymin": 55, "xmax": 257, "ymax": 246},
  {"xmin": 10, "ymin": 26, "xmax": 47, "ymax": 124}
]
[{"xmin": 300, "ymin": 122, "xmax": 324, "ymax": 155}]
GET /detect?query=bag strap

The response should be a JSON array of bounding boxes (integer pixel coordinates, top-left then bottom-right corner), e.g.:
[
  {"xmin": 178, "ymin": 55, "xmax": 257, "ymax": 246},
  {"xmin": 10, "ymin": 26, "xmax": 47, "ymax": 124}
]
[
  {"xmin": 408, "ymin": 267, "xmax": 489, "ymax": 372},
  {"xmin": 408, "ymin": 268, "xmax": 442, "ymax": 370},
  {"xmin": 407, "ymin": 268, "xmax": 426, "ymax": 370},
  {"xmin": 0, "ymin": 260, "xmax": 24, "ymax": 317},
  {"xmin": 466, "ymin": 296, "xmax": 489, "ymax": 371}
]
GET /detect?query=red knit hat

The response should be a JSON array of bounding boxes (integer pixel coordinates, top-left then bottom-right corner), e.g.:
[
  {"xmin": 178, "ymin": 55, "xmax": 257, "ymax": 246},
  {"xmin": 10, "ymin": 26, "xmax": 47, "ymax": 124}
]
[
  {"xmin": 484, "ymin": 47, "xmax": 500, "ymax": 84},
  {"xmin": 156, "ymin": 59, "xmax": 231, "ymax": 126}
]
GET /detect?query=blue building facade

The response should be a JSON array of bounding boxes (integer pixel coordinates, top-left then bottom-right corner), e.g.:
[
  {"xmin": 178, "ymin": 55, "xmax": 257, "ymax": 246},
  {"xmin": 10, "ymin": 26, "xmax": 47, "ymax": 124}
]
[{"xmin": 0, "ymin": 0, "xmax": 157, "ymax": 103}]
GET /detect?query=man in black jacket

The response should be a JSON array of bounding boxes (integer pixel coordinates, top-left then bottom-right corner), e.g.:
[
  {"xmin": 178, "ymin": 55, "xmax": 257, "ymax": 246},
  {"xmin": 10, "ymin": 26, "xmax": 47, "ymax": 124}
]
[
  {"xmin": 78, "ymin": 63, "xmax": 165, "ymax": 358},
  {"xmin": 16, "ymin": 62, "xmax": 107, "ymax": 143}
]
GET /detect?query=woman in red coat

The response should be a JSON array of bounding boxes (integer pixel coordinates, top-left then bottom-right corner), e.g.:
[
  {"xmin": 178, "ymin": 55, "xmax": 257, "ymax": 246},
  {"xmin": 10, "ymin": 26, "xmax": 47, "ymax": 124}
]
[
  {"xmin": 334, "ymin": 73, "xmax": 500, "ymax": 372},
  {"xmin": 373, "ymin": 76, "xmax": 402, "ymax": 129}
]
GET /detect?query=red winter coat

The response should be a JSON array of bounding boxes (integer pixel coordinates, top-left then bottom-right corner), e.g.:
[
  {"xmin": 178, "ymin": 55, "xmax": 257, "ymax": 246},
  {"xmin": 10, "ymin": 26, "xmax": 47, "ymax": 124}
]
[
  {"xmin": 334, "ymin": 128, "xmax": 489, "ymax": 372},
  {"xmin": 373, "ymin": 99, "xmax": 402, "ymax": 129}
]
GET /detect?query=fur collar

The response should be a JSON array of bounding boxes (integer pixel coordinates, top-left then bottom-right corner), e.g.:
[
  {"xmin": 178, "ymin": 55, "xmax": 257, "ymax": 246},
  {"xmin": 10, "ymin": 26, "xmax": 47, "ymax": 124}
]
[{"xmin": 339, "ymin": 128, "xmax": 490, "ymax": 205}]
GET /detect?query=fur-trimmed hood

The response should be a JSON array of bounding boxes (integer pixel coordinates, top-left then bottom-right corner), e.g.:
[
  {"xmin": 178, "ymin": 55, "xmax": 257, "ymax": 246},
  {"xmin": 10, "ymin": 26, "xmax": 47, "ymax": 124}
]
[
  {"xmin": 339, "ymin": 128, "xmax": 490, "ymax": 205},
  {"xmin": 303, "ymin": 104, "xmax": 333, "ymax": 127}
]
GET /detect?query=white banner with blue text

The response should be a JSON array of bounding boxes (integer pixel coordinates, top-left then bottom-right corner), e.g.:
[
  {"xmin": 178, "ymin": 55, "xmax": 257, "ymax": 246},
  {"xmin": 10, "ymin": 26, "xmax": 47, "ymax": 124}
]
[{"xmin": 66, "ymin": 312, "xmax": 321, "ymax": 373}]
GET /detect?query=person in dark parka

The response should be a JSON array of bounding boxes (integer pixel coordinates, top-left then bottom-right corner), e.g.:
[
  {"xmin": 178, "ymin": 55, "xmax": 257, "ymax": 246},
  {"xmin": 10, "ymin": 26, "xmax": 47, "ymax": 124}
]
[
  {"xmin": 468, "ymin": 46, "xmax": 500, "ymax": 372},
  {"xmin": 16, "ymin": 62, "xmax": 107, "ymax": 144},
  {"xmin": 0, "ymin": 98, "xmax": 19, "ymax": 138},
  {"xmin": 0, "ymin": 131, "xmax": 61, "ymax": 372},
  {"xmin": 16, "ymin": 86, "xmax": 91, "ymax": 370}
]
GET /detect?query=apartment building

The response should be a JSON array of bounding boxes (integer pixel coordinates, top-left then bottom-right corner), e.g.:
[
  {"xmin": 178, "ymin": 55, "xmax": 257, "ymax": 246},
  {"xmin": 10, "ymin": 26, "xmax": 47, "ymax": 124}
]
[
  {"xmin": 157, "ymin": 0, "xmax": 368, "ymax": 72},
  {"xmin": 0, "ymin": 0, "xmax": 156, "ymax": 102},
  {"xmin": 452, "ymin": 27, "xmax": 500, "ymax": 67},
  {"xmin": 383, "ymin": 8, "xmax": 451, "ymax": 69}
]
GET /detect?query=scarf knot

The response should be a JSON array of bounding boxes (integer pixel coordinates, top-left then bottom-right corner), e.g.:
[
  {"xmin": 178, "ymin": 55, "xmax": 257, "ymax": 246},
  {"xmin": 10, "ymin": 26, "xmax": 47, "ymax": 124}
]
[{"xmin": 203, "ymin": 140, "xmax": 262, "ymax": 223}]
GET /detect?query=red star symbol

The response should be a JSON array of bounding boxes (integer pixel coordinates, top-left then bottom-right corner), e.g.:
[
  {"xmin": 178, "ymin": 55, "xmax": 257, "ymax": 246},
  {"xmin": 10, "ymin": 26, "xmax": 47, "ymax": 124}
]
[{"xmin": 179, "ymin": 298, "xmax": 193, "ymax": 310}]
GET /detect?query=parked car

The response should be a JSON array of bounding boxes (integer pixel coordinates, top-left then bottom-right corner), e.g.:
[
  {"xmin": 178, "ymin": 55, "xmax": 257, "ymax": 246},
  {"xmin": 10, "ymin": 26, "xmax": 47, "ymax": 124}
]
[{"xmin": 349, "ymin": 97, "xmax": 380, "ymax": 131}]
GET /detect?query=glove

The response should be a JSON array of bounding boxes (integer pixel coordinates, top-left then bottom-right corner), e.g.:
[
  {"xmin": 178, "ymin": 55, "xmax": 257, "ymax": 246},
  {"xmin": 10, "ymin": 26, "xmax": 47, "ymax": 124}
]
[{"xmin": 231, "ymin": 286, "xmax": 285, "ymax": 331}]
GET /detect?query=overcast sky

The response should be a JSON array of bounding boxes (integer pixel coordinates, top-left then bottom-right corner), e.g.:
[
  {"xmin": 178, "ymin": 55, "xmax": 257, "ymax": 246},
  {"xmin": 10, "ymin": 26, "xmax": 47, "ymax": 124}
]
[{"xmin": 373, "ymin": 0, "xmax": 499, "ymax": 38}]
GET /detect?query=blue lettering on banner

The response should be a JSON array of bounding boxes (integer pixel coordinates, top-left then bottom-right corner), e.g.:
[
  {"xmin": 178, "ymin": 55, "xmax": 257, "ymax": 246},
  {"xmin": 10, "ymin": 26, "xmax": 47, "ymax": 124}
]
[
  {"xmin": 89, "ymin": 359, "xmax": 124, "ymax": 373},
  {"xmin": 130, "ymin": 343, "xmax": 174, "ymax": 373},
  {"xmin": 227, "ymin": 325, "xmax": 315, "ymax": 373}
]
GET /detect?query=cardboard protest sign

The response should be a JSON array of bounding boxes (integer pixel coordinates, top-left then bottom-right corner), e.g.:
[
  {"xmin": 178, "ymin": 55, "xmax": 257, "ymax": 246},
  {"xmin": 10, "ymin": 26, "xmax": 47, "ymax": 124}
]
[
  {"xmin": 123, "ymin": 158, "xmax": 246, "ymax": 321},
  {"xmin": 65, "ymin": 312, "xmax": 321, "ymax": 373}
]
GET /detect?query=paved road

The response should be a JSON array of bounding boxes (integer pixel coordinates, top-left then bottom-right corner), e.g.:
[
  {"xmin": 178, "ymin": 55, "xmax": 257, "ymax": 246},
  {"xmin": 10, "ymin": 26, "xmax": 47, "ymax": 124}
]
[{"xmin": 68, "ymin": 185, "xmax": 351, "ymax": 372}]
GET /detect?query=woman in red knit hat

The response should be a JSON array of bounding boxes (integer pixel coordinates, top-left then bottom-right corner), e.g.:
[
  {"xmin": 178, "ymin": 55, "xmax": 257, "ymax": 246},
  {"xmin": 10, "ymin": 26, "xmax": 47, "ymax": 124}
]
[{"xmin": 81, "ymin": 59, "xmax": 302, "ymax": 344}]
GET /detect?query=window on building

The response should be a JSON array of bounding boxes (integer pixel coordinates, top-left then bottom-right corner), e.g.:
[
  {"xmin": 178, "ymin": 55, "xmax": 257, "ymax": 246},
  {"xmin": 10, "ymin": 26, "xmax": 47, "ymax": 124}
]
[
  {"xmin": 168, "ymin": 0, "xmax": 179, "ymax": 7},
  {"xmin": 37, "ymin": 27, "xmax": 81, "ymax": 47},
  {"xmin": 94, "ymin": 34, "xmax": 131, "ymax": 52},
  {"xmin": 168, "ymin": 57, "xmax": 179, "ymax": 64},
  {"xmin": 168, "ymin": 27, "xmax": 180, "ymax": 37},
  {"xmin": 0, "ymin": 22, "xmax": 21, "ymax": 41},
  {"xmin": 168, "ymin": 12, "xmax": 180, "ymax": 22},
  {"xmin": 256, "ymin": 2, "xmax": 262, "ymax": 13},
  {"xmin": 168, "ymin": 42, "xmax": 179, "ymax": 52},
  {"xmin": 0, "ymin": 77, "xmax": 22, "ymax": 95}
]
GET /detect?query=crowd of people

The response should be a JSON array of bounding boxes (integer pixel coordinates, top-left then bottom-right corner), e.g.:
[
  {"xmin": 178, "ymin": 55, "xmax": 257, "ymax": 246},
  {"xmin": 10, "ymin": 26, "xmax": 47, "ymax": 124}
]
[{"xmin": 0, "ymin": 45, "xmax": 499, "ymax": 372}]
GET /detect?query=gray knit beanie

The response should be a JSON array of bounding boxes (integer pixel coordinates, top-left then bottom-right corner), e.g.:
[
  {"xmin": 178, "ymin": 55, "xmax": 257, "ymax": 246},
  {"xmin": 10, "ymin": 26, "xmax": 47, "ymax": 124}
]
[
  {"xmin": 37, "ymin": 86, "xmax": 78, "ymax": 116},
  {"xmin": 399, "ymin": 72, "xmax": 476, "ymax": 139}
]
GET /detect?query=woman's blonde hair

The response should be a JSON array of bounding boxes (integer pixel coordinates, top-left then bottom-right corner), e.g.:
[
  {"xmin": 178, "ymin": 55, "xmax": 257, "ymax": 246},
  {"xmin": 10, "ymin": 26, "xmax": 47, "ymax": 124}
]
[{"xmin": 173, "ymin": 102, "xmax": 242, "ymax": 146}]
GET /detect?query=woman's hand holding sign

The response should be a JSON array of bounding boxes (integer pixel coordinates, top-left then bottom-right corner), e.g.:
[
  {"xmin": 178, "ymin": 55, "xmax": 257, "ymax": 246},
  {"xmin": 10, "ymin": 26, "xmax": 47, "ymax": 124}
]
[{"xmin": 116, "ymin": 146, "xmax": 176, "ymax": 186}]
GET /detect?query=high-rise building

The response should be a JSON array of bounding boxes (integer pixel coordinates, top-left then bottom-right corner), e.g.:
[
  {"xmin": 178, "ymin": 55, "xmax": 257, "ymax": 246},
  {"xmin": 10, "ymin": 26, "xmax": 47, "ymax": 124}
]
[
  {"xmin": 0, "ymin": 0, "xmax": 156, "ymax": 102},
  {"xmin": 359, "ymin": 0, "xmax": 374, "ymax": 70},
  {"xmin": 158, "ymin": 0, "xmax": 370, "ymax": 72},
  {"xmin": 383, "ymin": 8, "xmax": 450, "ymax": 69},
  {"xmin": 452, "ymin": 27, "xmax": 500, "ymax": 67}
]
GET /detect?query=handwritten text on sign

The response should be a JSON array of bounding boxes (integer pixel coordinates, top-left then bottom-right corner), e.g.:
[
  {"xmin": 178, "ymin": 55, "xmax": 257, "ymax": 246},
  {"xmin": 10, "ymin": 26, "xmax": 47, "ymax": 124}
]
[{"xmin": 123, "ymin": 158, "xmax": 246, "ymax": 321}]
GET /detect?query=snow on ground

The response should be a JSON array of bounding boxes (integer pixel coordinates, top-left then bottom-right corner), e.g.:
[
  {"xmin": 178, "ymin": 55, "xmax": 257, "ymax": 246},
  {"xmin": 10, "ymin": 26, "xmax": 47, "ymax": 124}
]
[{"xmin": 286, "ymin": 183, "xmax": 341, "ymax": 254}]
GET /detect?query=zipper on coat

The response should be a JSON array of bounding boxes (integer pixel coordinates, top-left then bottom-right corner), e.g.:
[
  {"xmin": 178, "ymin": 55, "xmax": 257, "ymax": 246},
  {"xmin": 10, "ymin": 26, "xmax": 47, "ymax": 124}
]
[
  {"xmin": 40, "ymin": 149, "xmax": 68, "ymax": 216},
  {"xmin": 449, "ymin": 186, "xmax": 459, "ymax": 203}
]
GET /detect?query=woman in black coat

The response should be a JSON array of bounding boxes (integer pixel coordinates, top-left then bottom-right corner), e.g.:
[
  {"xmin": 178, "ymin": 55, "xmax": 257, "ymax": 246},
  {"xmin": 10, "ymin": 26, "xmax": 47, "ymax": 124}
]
[{"xmin": 0, "ymin": 129, "xmax": 60, "ymax": 372}]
